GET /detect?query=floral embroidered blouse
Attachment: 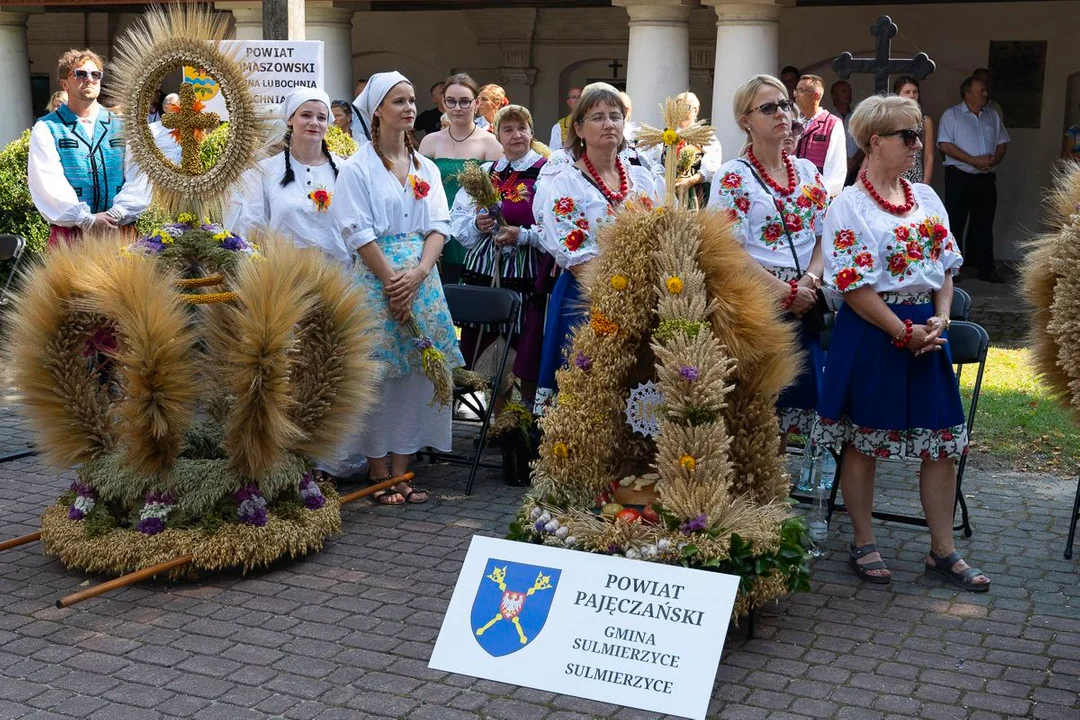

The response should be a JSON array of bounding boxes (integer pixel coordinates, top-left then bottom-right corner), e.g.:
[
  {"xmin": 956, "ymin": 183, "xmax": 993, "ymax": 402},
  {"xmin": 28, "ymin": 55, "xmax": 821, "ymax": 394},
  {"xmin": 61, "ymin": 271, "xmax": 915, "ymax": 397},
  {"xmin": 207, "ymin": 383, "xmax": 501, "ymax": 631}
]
[
  {"xmin": 822, "ymin": 183, "xmax": 963, "ymax": 295},
  {"xmin": 706, "ymin": 156, "xmax": 829, "ymax": 271},
  {"xmin": 332, "ymin": 142, "xmax": 451, "ymax": 250},
  {"xmin": 229, "ymin": 150, "xmax": 351, "ymax": 264},
  {"xmin": 533, "ymin": 150, "xmax": 663, "ymax": 269}
]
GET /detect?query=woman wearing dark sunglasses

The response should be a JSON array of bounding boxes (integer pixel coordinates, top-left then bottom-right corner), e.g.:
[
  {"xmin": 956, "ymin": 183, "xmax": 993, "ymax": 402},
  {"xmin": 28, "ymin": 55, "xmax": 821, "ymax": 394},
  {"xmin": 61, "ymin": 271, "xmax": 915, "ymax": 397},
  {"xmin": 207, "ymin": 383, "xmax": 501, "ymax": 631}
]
[
  {"xmin": 814, "ymin": 94, "xmax": 988, "ymax": 592},
  {"xmin": 707, "ymin": 74, "xmax": 829, "ymax": 446}
]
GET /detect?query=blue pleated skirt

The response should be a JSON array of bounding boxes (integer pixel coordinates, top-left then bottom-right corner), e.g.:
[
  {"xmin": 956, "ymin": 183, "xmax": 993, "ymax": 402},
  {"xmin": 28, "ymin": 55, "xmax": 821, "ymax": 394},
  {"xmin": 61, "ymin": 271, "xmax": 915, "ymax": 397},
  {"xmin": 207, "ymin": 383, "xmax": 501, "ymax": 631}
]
[
  {"xmin": 813, "ymin": 300, "xmax": 968, "ymax": 460},
  {"xmin": 533, "ymin": 271, "xmax": 583, "ymax": 415},
  {"xmin": 778, "ymin": 320, "xmax": 824, "ymax": 436}
]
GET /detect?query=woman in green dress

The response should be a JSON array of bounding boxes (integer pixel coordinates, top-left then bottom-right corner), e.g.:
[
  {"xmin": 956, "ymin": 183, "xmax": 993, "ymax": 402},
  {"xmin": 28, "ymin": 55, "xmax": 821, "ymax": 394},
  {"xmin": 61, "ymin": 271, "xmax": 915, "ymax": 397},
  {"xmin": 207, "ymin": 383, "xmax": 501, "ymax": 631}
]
[{"xmin": 418, "ymin": 73, "xmax": 503, "ymax": 282}]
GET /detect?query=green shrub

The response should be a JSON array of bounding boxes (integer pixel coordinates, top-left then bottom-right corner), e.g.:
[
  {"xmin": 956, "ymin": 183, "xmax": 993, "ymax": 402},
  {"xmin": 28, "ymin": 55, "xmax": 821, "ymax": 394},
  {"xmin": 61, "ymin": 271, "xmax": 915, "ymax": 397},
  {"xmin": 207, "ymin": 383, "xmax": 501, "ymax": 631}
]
[{"xmin": 0, "ymin": 130, "xmax": 49, "ymax": 260}]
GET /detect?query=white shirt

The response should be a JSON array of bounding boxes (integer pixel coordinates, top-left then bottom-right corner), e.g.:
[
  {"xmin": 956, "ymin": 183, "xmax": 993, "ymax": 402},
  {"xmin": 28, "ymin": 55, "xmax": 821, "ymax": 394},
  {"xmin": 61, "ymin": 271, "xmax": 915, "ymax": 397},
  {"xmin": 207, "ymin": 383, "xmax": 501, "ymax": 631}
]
[
  {"xmin": 27, "ymin": 105, "xmax": 150, "ymax": 229},
  {"xmin": 707, "ymin": 157, "xmax": 829, "ymax": 272},
  {"xmin": 228, "ymin": 151, "xmax": 352, "ymax": 265},
  {"xmin": 806, "ymin": 108, "xmax": 848, "ymax": 197},
  {"xmin": 149, "ymin": 120, "xmax": 182, "ymax": 165},
  {"xmin": 937, "ymin": 102, "xmax": 1010, "ymax": 174},
  {"xmin": 449, "ymin": 149, "xmax": 544, "ymax": 250},
  {"xmin": 348, "ymin": 107, "xmax": 370, "ymax": 145},
  {"xmin": 549, "ymin": 121, "xmax": 565, "ymax": 151},
  {"xmin": 533, "ymin": 151, "xmax": 663, "ymax": 269},
  {"xmin": 822, "ymin": 183, "xmax": 963, "ymax": 295},
  {"xmin": 332, "ymin": 143, "xmax": 451, "ymax": 250}
]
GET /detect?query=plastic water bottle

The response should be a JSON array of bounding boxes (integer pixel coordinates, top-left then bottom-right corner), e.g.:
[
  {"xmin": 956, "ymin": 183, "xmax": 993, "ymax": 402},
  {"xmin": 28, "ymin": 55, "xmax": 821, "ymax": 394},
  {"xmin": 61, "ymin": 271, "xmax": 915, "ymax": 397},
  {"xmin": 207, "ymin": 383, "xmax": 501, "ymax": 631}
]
[
  {"xmin": 807, "ymin": 471, "xmax": 829, "ymax": 556},
  {"xmin": 819, "ymin": 448, "xmax": 837, "ymax": 492},
  {"xmin": 796, "ymin": 444, "xmax": 816, "ymax": 494}
]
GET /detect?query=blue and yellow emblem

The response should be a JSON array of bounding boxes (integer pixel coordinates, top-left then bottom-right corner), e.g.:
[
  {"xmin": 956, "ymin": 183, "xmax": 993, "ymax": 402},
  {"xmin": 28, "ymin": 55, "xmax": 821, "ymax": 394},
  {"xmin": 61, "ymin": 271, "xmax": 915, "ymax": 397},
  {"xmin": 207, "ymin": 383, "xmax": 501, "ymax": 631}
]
[
  {"xmin": 181, "ymin": 67, "xmax": 221, "ymax": 103},
  {"xmin": 470, "ymin": 558, "xmax": 560, "ymax": 657}
]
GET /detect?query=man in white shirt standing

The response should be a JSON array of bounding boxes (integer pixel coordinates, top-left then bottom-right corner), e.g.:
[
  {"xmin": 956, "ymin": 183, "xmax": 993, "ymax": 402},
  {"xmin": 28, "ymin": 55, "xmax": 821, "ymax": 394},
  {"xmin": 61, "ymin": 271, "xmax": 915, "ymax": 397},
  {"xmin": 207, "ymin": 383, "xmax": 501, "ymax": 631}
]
[
  {"xmin": 938, "ymin": 75, "xmax": 1010, "ymax": 283},
  {"xmin": 793, "ymin": 74, "xmax": 847, "ymax": 197},
  {"xmin": 548, "ymin": 86, "xmax": 582, "ymax": 150},
  {"xmin": 28, "ymin": 49, "xmax": 148, "ymax": 245}
]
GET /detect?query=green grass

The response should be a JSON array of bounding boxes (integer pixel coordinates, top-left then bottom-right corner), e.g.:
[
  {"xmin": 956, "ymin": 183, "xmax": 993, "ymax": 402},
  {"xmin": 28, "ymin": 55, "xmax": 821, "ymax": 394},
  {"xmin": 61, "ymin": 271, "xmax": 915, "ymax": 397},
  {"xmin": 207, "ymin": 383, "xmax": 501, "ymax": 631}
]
[{"xmin": 961, "ymin": 346, "xmax": 1079, "ymax": 472}]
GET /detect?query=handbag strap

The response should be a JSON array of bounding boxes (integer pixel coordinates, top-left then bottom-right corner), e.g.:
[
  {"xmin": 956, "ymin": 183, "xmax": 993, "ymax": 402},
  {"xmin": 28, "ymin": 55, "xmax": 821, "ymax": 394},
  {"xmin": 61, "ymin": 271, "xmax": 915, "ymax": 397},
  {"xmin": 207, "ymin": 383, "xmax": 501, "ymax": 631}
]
[{"xmin": 737, "ymin": 159, "xmax": 803, "ymax": 277}]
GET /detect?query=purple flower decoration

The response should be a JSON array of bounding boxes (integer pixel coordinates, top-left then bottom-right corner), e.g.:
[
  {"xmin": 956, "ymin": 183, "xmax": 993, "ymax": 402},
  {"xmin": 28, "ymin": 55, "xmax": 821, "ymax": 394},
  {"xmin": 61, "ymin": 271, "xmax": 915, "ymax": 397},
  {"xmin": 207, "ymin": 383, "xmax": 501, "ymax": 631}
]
[
  {"xmin": 679, "ymin": 513, "xmax": 709, "ymax": 536},
  {"xmin": 145, "ymin": 490, "xmax": 175, "ymax": 505},
  {"xmin": 220, "ymin": 234, "xmax": 246, "ymax": 251},
  {"xmin": 607, "ymin": 544, "xmax": 623, "ymax": 554},
  {"xmin": 234, "ymin": 484, "xmax": 269, "ymax": 527},
  {"xmin": 68, "ymin": 481, "xmax": 96, "ymax": 520},
  {"xmin": 574, "ymin": 351, "xmax": 593, "ymax": 372},
  {"xmin": 299, "ymin": 473, "xmax": 326, "ymax": 511},
  {"xmin": 415, "ymin": 336, "xmax": 434, "ymax": 352},
  {"xmin": 136, "ymin": 517, "xmax": 166, "ymax": 535},
  {"xmin": 679, "ymin": 365, "xmax": 699, "ymax": 382},
  {"xmin": 534, "ymin": 520, "xmax": 546, "ymax": 532}
]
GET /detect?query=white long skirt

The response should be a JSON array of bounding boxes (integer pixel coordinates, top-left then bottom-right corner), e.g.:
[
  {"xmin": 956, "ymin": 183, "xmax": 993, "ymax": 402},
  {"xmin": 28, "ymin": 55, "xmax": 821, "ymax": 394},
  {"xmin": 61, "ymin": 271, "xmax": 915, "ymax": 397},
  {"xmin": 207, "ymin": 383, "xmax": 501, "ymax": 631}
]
[{"xmin": 330, "ymin": 373, "xmax": 452, "ymax": 472}]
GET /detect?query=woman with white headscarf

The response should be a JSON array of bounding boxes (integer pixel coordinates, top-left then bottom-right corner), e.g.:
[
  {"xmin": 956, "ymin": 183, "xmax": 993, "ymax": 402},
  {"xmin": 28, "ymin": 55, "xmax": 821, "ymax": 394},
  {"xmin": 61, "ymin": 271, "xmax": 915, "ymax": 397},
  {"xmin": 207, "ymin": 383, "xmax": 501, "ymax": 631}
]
[
  {"xmin": 332, "ymin": 71, "xmax": 464, "ymax": 505},
  {"xmin": 228, "ymin": 88, "xmax": 351, "ymax": 264}
]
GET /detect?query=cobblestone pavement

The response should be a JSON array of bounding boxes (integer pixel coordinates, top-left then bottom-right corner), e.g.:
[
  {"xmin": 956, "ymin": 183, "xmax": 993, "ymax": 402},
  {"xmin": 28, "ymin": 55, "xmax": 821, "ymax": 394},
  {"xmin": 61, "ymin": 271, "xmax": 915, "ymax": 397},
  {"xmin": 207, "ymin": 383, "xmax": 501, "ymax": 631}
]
[{"xmin": 0, "ymin": 405, "xmax": 1078, "ymax": 720}]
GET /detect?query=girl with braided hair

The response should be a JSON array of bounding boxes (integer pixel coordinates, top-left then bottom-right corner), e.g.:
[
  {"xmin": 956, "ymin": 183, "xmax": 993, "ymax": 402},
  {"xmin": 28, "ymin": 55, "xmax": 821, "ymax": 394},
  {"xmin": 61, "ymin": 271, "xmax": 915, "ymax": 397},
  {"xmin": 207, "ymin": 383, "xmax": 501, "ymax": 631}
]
[
  {"xmin": 229, "ymin": 89, "xmax": 350, "ymax": 264},
  {"xmin": 332, "ymin": 71, "xmax": 464, "ymax": 504}
]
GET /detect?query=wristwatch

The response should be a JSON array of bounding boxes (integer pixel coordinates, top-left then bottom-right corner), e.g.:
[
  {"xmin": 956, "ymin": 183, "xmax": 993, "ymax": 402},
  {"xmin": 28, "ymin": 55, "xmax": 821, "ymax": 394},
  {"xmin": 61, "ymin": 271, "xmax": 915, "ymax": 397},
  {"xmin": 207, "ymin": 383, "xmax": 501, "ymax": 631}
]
[{"xmin": 805, "ymin": 271, "xmax": 822, "ymax": 289}]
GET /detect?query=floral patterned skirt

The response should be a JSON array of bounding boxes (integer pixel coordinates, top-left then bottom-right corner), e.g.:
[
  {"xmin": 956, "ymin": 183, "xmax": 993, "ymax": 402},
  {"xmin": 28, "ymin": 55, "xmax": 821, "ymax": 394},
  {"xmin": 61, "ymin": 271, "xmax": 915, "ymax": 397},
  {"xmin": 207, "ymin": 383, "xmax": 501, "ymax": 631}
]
[
  {"xmin": 766, "ymin": 266, "xmax": 823, "ymax": 436},
  {"xmin": 813, "ymin": 300, "xmax": 968, "ymax": 460},
  {"xmin": 354, "ymin": 232, "xmax": 464, "ymax": 380}
]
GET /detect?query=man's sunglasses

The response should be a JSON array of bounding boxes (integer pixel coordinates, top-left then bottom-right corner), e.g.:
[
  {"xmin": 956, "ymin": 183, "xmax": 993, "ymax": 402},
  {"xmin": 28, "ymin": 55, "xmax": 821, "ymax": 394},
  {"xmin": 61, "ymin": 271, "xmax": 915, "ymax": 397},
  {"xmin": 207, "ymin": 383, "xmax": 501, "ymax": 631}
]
[
  {"xmin": 745, "ymin": 100, "xmax": 795, "ymax": 117},
  {"xmin": 879, "ymin": 128, "xmax": 923, "ymax": 148},
  {"xmin": 72, "ymin": 69, "xmax": 103, "ymax": 82}
]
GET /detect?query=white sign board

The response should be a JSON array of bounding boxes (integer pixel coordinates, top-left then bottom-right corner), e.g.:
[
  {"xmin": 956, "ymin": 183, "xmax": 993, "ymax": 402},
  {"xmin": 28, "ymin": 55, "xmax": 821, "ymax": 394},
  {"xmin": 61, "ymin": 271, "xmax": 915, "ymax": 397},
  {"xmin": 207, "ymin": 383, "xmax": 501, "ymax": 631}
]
[
  {"xmin": 183, "ymin": 40, "xmax": 324, "ymax": 118},
  {"xmin": 429, "ymin": 536, "xmax": 739, "ymax": 720}
]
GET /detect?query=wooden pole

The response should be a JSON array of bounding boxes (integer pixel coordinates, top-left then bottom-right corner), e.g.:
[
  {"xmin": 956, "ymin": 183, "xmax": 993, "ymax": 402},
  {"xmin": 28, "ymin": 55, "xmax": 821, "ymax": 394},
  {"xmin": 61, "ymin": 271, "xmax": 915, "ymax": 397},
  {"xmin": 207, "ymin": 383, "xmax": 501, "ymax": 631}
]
[
  {"xmin": 339, "ymin": 472, "xmax": 415, "ymax": 505},
  {"xmin": 0, "ymin": 531, "xmax": 40, "ymax": 552},
  {"xmin": 263, "ymin": 0, "xmax": 305, "ymax": 41},
  {"xmin": 56, "ymin": 554, "xmax": 195, "ymax": 609}
]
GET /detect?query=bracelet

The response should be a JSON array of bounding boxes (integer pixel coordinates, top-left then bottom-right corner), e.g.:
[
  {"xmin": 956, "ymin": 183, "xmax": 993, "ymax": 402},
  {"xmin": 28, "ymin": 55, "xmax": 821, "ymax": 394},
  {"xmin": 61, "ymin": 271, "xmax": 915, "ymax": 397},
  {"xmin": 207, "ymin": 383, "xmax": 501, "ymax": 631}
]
[
  {"xmin": 780, "ymin": 279, "xmax": 799, "ymax": 309},
  {"xmin": 805, "ymin": 271, "xmax": 821, "ymax": 288},
  {"xmin": 891, "ymin": 319, "xmax": 913, "ymax": 348},
  {"xmin": 933, "ymin": 314, "xmax": 951, "ymax": 331}
]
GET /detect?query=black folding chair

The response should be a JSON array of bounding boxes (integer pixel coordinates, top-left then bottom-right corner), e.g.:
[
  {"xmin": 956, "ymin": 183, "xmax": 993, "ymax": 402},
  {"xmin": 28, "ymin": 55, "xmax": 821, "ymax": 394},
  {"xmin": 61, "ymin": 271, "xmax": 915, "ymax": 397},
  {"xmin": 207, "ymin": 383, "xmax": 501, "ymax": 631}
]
[
  {"xmin": 1066, "ymin": 480, "xmax": 1080, "ymax": 559},
  {"xmin": 825, "ymin": 320, "xmax": 988, "ymax": 537},
  {"xmin": 951, "ymin": 286, "xmax": 971, "ymax": 321},
  {"xmin": 424, "ymin": 284, "xmax": 521, "ymax": 495},
  {"xmin": 0, "ymin": 234, "xmax": 26, "ymax": 307}
]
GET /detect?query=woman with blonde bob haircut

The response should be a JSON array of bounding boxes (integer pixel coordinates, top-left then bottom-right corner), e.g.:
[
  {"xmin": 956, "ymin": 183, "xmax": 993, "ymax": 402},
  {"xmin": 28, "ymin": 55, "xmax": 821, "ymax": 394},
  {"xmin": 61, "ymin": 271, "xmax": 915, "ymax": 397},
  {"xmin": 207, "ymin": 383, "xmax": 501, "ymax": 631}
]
[
  {"xmin": 813, "ymin": 95, "xmax": 987, "ymax": 592},
  {"xmin": 531, "ymin": 82, "xmax": 663, "ymax": 413},
  {"xmin": 707, "ymin": 74, "xmax": 830, "ymax": 444}
]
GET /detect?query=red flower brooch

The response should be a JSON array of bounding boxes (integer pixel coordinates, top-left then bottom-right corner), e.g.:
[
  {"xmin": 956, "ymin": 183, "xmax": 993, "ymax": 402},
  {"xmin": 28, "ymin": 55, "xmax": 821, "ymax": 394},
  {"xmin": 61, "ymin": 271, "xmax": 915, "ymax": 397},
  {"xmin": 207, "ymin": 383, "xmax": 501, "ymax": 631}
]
[
  {"xmin": 308, "ymin": 187, "xmax": 332, "ymax": 212},
  {"xmin": 409, "ymin": 175, "xmax": 430, "ymax": 200}
]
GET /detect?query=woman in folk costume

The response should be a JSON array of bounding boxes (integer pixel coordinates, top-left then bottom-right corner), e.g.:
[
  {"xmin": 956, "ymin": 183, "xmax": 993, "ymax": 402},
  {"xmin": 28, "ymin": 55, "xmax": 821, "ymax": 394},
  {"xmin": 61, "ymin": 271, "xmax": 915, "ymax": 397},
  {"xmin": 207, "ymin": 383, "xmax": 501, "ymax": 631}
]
[
  {"xmin": 28, "ymin": 49, "xmax": 149, "ymax": 244},
  {"xmin": 449, "ymin": 104, "xmax": 553, "ymax": 410},
  {"xmin": 706, "ymin": 74, "xmax": 830, "ymax": 442},
  {"xmin": 669, "ymin": 91, "xmax": 723, "ymax": 210},
  {"xmin": 228, "ymin": 89, "xmax": 351, "ymax": 265},
  {"xmin": 418, "ymin": 73, "xmax": 503, "ymax": 283},
  {"xmin": 332, "ymin": 71, "xmax": 464, "ymax": 505},
  {"xmin": 813, "ymin": 95, "xmax": 987, "ymax": 591},
  {"xmin": 532, "ymin": 83, "xmax": 664, "ymax": 415}
]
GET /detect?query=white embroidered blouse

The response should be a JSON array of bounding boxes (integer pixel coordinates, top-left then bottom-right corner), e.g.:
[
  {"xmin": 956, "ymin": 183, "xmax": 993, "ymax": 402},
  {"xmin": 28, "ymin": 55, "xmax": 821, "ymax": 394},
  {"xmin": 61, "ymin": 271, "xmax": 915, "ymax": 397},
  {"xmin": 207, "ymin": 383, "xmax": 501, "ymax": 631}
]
[
  {"xmin": 532, "ymin": 151, "xmax": 663, "ymax": 269},
  {"xmin": 821, "ymin": 183, "xmax": 963, "ymax": 295},
  {"xmin": 707, "ymin": 156, "xmax": 829, "ymax": 272},
  {"xmin": 228, "ymin": 151, "xmax": 351, "ymax": 264},
  {"xmin": 331, "ymin": 143, "xmax": 451, "ymax": 249}
]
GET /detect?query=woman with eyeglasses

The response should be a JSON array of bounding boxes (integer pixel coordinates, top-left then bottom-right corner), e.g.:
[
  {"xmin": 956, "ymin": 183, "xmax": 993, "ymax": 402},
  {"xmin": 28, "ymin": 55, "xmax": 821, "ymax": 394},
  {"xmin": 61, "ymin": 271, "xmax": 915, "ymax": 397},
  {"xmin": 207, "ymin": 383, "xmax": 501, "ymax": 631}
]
[
  {"xmin": 475, "ymin": 84, "xmax": 508, "ymax": 133},
  {"xmin": 449, "ymin": 105, "xmax": 553, "ymax": 413},
  {"xmin": 892, "ymin": 76, "xmax": 935, "ymax": 184},
  {"xmin": 418, "ymin": 73, "xmax": 503, "ymax": 282},
  {"xmin": 707, "ymin": 74, "xmax": 829, "ymax": 443},
  {"xmin": 531, "ymin": 82, "xmax": 663, "ymax": 414},
  {"xmin": 813, "ymin": 95, "xmax": 986, "ymax": 591}
]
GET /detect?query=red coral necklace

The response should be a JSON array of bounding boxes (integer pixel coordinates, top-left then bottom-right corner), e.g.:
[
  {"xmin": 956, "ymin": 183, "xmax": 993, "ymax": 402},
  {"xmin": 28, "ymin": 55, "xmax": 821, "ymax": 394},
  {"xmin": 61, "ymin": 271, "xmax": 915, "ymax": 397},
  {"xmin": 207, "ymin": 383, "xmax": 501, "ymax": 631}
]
[
  {"xmin": 860, "ymin": 169, "xmax": 914, "ymax": 215},
  {"xmin": 747, "ymin": 146, "xmax": 797, "ymax": 196},
  {"xmin": 582, "ymin": 153, "xmax": 628, "ymax": 203}
]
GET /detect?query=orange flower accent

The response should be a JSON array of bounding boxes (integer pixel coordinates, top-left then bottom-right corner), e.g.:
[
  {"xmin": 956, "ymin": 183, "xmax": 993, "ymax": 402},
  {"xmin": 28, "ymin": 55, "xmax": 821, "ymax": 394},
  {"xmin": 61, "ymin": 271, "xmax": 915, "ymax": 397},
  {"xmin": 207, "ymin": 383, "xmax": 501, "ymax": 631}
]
[
  {"xmin": 308, "ymin": 187, "xmax": 332, "ymax": 212},
  {"xmin": 590, "ymin": 312, "xmax": 619, "ymax": 336},
  {"xmin": 679, "ymin": 454, "xmax": 696, "ymax": 472}
]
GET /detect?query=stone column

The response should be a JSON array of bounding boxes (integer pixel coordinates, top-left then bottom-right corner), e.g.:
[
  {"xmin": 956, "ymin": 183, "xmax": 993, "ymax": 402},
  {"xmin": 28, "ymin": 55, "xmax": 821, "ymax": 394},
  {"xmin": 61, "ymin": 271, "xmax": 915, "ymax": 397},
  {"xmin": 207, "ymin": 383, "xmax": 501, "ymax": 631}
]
[
  {"xmin": 613, "ymin": 0, "xmax": 692, "ymax": 129},
  {"xmin": 305, "ymin": 2, "xmax": 355, "ymax": 103},
  {"xmin": 497, "ymin": 49, "xmax": 538, "ymax": 116},
  {"xmin": 216, "ymin": 1, "xmax": 264, "ymax": 40},
  {"xmin": 0, "ymin": 10, "xmax": 33, "ymax": 147},
  {"xmin": 703, "ymin": 0, "xmax": 781, "ymax": 160}
]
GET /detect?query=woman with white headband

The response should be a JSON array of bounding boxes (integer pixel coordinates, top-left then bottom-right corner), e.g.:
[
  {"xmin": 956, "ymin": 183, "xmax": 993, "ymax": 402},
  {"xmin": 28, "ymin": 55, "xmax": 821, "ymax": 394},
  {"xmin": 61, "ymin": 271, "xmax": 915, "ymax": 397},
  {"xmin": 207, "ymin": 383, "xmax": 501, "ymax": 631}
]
[
  {"xmin": 229, "ymin": 88, "xmax": 351, "ymax": 265},
  {"xmin": 332, "ymin": 71, "xmax": 464, "ymax": 505}
]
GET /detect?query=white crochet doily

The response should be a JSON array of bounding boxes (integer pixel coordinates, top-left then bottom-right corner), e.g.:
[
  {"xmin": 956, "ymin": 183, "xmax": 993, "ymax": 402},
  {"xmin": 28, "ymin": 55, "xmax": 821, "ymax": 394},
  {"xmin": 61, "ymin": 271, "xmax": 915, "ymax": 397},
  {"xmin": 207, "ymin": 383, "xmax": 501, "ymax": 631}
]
[{"xmin": 625, "ymin": 381, "xmax": 664, "ymax": 438}]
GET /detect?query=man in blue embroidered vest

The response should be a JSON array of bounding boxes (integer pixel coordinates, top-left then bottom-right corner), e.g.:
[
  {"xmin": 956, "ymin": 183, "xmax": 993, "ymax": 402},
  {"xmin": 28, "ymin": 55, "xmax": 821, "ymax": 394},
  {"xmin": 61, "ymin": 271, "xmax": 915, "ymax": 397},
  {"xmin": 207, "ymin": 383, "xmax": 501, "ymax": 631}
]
[{"xmin": 28, "ymin": 49, "xmax": 149, "ymax": 245}]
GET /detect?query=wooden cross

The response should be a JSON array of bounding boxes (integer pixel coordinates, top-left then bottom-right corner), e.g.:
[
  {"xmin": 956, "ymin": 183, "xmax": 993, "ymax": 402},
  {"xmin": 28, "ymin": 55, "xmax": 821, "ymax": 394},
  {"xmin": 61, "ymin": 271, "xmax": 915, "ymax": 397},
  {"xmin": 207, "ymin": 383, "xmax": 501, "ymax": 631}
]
[
  {"xmin": 832, "ymin": 15, "xmax": 935, "ymax": 95},
  {"xmin": 608, "ymin": 59, "xmax": 623, "ymax": 78},
  {"xmin": 161, "ymin": 83, "xmax": 221, "ymax": 175}
]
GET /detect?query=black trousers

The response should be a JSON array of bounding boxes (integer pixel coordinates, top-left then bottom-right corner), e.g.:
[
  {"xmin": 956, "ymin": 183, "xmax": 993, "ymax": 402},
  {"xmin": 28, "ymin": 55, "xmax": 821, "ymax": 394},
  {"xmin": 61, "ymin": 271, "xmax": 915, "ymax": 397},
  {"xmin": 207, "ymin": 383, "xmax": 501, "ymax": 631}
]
[{"xmin": 943, "ymin": 166, "xmax": 997, "ymax": 274}]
